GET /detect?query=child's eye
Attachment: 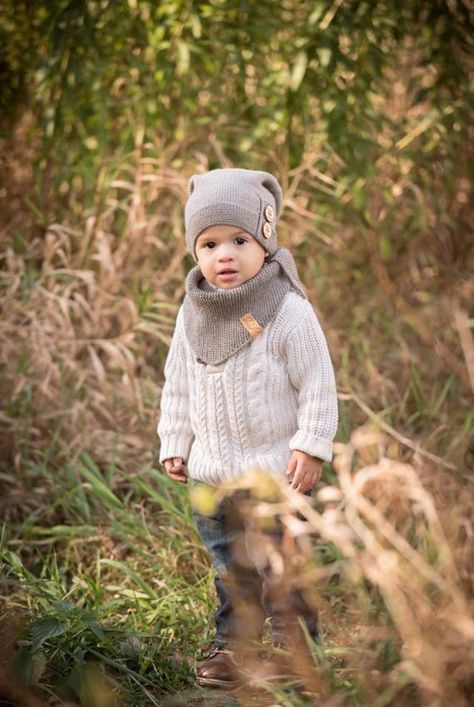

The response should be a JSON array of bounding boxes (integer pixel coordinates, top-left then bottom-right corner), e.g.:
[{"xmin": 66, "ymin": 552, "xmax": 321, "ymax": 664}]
[
  {"xmin": 234, "ymin": 236, "xmax": 247, "ymax": 245},
  {"xmin": 203, "ymin": 241, "xmax": 216, "ymax": 249}
]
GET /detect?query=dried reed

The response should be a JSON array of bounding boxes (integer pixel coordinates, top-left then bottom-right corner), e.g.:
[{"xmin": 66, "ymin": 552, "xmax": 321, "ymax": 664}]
[{"xmin": 211, "ymin": 426, "xmax": 474, "ymax": 705}]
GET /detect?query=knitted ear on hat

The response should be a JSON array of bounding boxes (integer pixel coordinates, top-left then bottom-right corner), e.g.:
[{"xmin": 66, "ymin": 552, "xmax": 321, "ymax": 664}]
[
  {"xmin": 260, "ymin": 174, "xmax": 282, "ymax": 218},
  {"xmin": 184, "ymin": 168, "xmax": 283, "ymax": 259}
]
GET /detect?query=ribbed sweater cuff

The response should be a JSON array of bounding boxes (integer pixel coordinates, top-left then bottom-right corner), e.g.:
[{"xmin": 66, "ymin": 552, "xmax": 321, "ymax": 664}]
[
  {"xmin": 158, "ymin": 434, "xmax": 194, "ymax": 464},
  {"xmin": 290, "ymin": 431, "xmax": 333, "ymax": 463}
]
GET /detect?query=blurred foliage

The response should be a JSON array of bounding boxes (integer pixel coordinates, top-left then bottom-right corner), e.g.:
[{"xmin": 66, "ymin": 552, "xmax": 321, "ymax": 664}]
[{"xmin": 1, "ymin": 0, "xmax": 472, "ymax": 194}]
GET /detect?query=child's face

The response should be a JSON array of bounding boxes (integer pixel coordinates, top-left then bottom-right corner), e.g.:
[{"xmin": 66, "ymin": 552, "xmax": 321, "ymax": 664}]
[{"xmin": 195, "ymin": 225, "xmax": 266, "ymax": 289}]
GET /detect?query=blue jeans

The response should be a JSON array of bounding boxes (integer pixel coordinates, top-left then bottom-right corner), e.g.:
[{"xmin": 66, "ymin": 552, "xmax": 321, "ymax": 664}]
[{"xmin": 192, "ymin": 488, "xmax": 319, "ymax": 649}]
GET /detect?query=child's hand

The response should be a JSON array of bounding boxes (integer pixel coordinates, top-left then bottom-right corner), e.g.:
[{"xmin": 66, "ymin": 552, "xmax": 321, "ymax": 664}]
[
  {"xmin": 163, "ymin": 457, "xmax": 187, "ymax": 484},
  {"xmin": 286, "ymin": 450, "xmax": 322, "ymax": 493}
]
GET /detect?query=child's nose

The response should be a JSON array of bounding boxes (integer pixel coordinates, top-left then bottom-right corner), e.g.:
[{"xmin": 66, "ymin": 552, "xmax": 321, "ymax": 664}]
[{"xmin": 217, "ymin": 244, "xmax": 234, "ymax": 260}]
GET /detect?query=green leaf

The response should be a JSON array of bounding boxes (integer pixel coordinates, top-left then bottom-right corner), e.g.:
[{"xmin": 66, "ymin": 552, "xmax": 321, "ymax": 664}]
[
  {"xmin": 29, "ymin": 616, "xmax": 66, "ymax": 649},
  {"xmin": 309, "ymin": 3, "xmax": 325, "ymax": 25},
  {"xmin": 52, "ymin": 600, "xmax": 74, "ymax": 614},
  {"xmin": 176, "ymin": 39, "xmax": 190, "ymax": 76},
  {"xmin": 352, "ymin": 180, "xmax": 367, "ymax": 211},
  {"xmin": 82, "ymin": 616, "xmax": 105, "ymax": 641},
  {"xmin": 379, "ymin": 231, "xmax": 393, "ymax": 262},
  {"xmin": 290, "ymin": 51, "xmax": 307, "ymax": 91},
  {"xmin": 190, "ymin": 14, "xmax": 202, "ymax": 38},
  {"xmin": 99, "ymin": 559, "xmax": 156, "ymax": 598},
  {"xmin": 79, "ymin": 458, "xmax": 124, "ymax": 512},
  {"xmin": 15, "ymin": 648, "xmax": 46, "ymax": 687},
  {"xmin": 133, "ymin": 471, "xmax": 191, "ymax": 524},
  {"xmin": 317, "ymin": 47, "xmax": 332, "ymax": 67}
]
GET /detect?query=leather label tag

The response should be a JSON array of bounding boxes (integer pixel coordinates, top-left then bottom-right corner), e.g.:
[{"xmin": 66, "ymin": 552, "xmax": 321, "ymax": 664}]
[{"xmin": 240, "ymin": 313, "xmax": 263, "ymax": 338}]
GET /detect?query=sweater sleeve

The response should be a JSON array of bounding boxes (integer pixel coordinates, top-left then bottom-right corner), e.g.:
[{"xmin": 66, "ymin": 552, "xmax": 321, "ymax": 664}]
[
  {"xmin": 285, "ymin": 302, "xmax": 338, "ymax": 462},
  {"xmin": 157, "ymin": 308, "xmax": 194, "ymax": 463}
]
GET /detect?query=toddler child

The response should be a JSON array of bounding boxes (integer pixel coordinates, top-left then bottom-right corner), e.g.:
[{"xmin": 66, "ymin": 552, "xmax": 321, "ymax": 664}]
[{"xmin": 157, "ymin": 168, "xmax": 338, "ymax": 687}]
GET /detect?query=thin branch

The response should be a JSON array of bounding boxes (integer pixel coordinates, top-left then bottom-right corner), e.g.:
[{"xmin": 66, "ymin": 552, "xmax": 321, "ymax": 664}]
[{"xmin": 338, "ymin": 391, "xmax": 458, "ymax": 471}]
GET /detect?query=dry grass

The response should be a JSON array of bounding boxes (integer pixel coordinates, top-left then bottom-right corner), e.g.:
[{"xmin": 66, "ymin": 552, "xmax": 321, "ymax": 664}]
[
  {"xmin": 0, "ymin": 148, "xmax": 191, "ymax": 484},
  {"xmin": 210, "ymin": 430, "xmax": 474, "ymax": 705}
]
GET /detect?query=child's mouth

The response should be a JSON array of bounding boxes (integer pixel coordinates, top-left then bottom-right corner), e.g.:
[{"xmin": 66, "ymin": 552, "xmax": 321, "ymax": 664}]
[{"xmin": 218, "ymin": 269, "xmax": 238, "ymax": 278}]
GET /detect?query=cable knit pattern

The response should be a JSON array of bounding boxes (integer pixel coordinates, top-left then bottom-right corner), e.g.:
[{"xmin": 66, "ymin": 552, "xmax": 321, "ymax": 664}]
[
  {"xmin": 158, "ymin": 292, "xmax": 338, "ymax": 486},
  {"xmin": 157, "ymin": 308, "xmax": 195, "ymax": 463}
]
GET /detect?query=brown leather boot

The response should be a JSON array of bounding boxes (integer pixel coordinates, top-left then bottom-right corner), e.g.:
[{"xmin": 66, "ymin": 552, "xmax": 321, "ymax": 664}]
[{"xmin": 195, "ymin": 645, "xmax": 241, "ymax": 688}]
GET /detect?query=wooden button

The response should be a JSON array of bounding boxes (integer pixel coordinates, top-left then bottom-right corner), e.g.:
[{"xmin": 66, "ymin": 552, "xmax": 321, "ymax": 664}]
[
  {"xmin": 240, "ymin": 313, "xmax": 263, "ymax": 338},
  {"xmin": 262, "ymin": 222, "xmax": 272, "ymax": 239},
  {"xmin": 264, "ymin": 205, "xmax": 274, "ymax": 222}
]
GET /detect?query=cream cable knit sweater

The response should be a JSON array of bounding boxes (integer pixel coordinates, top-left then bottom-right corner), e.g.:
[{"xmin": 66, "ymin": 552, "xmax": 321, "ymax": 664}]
[{"xmin": 158, "ymin": 291, "xmax": 338, "ymax": 487}]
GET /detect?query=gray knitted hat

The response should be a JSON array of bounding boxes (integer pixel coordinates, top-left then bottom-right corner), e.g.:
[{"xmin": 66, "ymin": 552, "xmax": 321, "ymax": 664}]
[{"xmin": 184, "ymin": 168, "xmax": 283, "ymax": 259}]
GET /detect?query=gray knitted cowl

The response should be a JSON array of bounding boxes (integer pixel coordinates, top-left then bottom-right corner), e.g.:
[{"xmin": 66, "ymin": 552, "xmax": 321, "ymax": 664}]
[{"xmin": 182, "ymin": 248, "xmax": 306, "ymax": 365}]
